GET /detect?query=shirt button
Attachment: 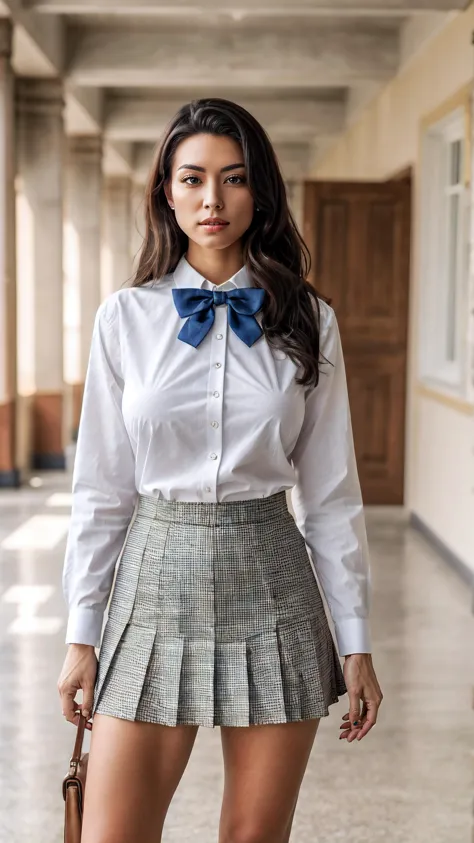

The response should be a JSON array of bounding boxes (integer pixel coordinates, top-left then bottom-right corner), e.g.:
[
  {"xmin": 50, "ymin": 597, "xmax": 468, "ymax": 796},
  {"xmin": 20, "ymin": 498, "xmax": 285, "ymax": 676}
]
[
  {"xmin": 216, "ymin": 333, "xmax": 223, "ymax": 340},
  {"xmin": 213, "ymin": 391, "xmax": 220, "ymax": 398},
  {"xmin": 215, "ymin": 362, "xmax": 222, "ymax": 368},
  {"xmin": 209, "ymin": 452, "xmax": 218, "ymax": 460},
  {"xmin": 211, "ymin": 421, "xmax": 219, "ymax": 428},
  {"xmin": 205, "ymin": 486, "xmax": 211, "ymax": 492}
]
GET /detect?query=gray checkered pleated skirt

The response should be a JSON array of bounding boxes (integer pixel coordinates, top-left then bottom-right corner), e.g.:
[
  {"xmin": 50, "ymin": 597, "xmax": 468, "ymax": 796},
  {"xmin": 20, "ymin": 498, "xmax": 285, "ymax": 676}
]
[{"xmin": 92, "ymin": 490, "xmax": 347, "ymax": 728}]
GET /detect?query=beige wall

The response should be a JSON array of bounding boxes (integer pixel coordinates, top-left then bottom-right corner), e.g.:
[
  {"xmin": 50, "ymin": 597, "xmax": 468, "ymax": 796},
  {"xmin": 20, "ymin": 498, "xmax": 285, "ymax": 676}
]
[
  {"xmin": 312, "ymin": 8, "xmax": 474, "ymax": 182},
  {"xmin": 311, "ymin": 3, "xmax": 474, "ymax": 572}
]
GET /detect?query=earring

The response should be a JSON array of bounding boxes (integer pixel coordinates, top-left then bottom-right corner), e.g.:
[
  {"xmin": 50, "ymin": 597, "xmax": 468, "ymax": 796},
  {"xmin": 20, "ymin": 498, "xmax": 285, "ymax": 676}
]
[{"xmin": 170, "ymin": 205, "xmax": 175, "ymax": 210}]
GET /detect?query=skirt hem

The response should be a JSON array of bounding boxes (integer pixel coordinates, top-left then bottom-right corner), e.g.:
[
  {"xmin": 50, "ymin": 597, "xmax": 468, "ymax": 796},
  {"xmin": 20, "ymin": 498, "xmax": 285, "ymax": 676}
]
[{"xmin": 92, "ymin": 694, "xmax": 345, "ymax": 729}]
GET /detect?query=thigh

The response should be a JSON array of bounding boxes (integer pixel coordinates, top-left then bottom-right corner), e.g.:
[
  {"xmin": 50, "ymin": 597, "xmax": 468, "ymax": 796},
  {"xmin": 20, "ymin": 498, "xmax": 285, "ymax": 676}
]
[
  {"xmin": 81, "ymin": 713, "xmax": 199, "ymax": 843},
  {"xmin": 219, "ymin": 719, "xmax": 319, "ymax": 843}
]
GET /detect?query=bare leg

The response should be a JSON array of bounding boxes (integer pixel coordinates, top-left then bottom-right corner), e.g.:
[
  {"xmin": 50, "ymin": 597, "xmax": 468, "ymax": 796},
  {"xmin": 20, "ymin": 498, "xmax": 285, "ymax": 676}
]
[
  {"xmin": 218, "ymin": 719, "xmax": 319, "ymax": 843},
  {"xmin": 81, "ymin": 713, "xmax": 199, "ymax": 843},
  {"xmin": 283, "ymin": 804, "xmax": 297, "ymax": 843}
]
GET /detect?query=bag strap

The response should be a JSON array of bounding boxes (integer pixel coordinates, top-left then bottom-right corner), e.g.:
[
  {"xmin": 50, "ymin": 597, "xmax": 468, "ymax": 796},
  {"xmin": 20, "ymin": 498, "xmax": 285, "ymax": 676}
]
[{"xmin": 69, "ymin": 713, "xmax": 86, "ymax": 772}]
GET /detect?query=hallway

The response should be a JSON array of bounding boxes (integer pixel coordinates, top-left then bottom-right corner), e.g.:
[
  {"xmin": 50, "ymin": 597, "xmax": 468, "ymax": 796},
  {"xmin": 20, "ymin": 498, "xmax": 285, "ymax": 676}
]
[{"xmin": 0, "ymin": 474, "xmax": 472, "ymax": 843}]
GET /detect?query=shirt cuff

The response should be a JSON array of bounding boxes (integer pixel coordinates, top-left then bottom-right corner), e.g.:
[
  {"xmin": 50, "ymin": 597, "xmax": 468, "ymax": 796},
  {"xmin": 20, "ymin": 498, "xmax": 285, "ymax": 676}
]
[
  {"xmin": 334, "ymin": 617, "xmax": 372, "ymax": 657},
  {"xmin": 65, "ymin": 607, "xmax": 105, "ymax": 648}
]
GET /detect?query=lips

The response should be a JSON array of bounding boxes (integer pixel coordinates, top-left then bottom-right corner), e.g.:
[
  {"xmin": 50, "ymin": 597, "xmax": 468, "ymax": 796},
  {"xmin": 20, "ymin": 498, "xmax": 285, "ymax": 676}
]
[{"xmin": 199, "ymin": 218, "xmax": 229, "ymax": 225}]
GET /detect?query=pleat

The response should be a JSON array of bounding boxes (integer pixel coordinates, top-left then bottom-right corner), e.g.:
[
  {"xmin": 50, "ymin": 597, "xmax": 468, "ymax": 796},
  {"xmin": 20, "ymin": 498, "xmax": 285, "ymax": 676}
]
[
  {"xmin": 93, "ymin": 614, "xmax": 129, "ymax": 714},
  {"xmin": 176, "ymin": 638, "xmax": 215, "ymax": 727},
  {"xmin": 329, "ymin": 634, "xmax": 348, "ymax": 698},
  {"xmin": 94, "ymin": 622, "xmax": 156, "ymax": 721},
  {"xmin": 246, "ymin": 631, "xmax": 288, "ymax": 724},
  {"xmin": 109, "ymin": 517, "xmax": 155, "ymax": 623},
  {"xmin": 93, "ymin": 514, "xmax": 158, "ymax": 717},
  {"xmin": 214, "ymin": 641, "xmax": 249, "ymax": 726},
  {"xmin": 276, "ymin": 616, "xmax": 342, "ymax": 719},
  {"xmin": 135, "ymin": 636, "xmax": 184, "ymax": 725}
]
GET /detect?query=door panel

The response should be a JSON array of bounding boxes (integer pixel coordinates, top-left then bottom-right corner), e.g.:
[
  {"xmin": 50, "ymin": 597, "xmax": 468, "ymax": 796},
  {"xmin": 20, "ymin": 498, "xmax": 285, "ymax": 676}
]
[
  {"xmin": 304, "ymin": 180, "xmax": 411, "ymax": 505},
  {"xmin": 345, "ymin": 353, "xmax": 407, "ymax": 505}
]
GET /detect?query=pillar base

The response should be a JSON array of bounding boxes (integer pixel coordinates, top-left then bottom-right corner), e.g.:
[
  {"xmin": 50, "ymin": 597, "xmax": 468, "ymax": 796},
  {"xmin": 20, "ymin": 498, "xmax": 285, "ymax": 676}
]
[
  {"xmin": 72, "ymin": 382, "xmax": 84, "ymax": 438},
  {"xmin": 0, "ymin": 399, "xmax": 19, "ymax": 484},
  {"xmin": 0, "ymin": 468, "xmax": 21, "ymax": 487},
  {"xmin": 32, "ymin": 452, "xmax": 66, "ymax": 470},
  {"xmin": 32, "ymin": 392, "xmax": 65, "ymax": 471}
]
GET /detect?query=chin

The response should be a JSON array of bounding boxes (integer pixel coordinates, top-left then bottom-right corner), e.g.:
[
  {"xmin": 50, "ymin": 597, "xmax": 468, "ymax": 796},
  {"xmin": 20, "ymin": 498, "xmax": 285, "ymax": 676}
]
[
  {"xmin": 193, "ymin": 233, "xmax": 237, "ymax": 250},
  {"xmin": 202, "ymin": 240, "xmax": 236, "ymax": 251}
]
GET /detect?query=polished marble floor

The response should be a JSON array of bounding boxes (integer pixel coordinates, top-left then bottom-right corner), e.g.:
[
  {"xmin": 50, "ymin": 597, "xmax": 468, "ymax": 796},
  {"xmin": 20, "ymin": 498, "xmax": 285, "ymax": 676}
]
[{"xmin": 0, "ymin": 472, "xmax": 473, "ymax": 842}]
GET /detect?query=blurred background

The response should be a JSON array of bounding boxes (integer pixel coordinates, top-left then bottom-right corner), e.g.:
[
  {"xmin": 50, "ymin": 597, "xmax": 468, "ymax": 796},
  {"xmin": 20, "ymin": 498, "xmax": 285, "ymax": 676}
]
[{"xmin": 0, "ymin": 1, "xmax": 474, "ymax": 841}]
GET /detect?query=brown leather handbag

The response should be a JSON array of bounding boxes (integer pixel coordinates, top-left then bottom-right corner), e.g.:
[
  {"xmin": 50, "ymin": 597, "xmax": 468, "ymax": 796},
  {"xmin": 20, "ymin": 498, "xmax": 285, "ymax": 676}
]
[{"xmin": 62, "ymin": 713, "xmax": 89, "ymax": 843}]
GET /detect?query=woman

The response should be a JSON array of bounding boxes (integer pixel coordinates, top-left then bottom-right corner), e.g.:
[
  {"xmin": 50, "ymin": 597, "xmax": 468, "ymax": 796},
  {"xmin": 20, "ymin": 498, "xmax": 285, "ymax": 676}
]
[{"xmin": 58, "ymin": 98, "xmax": 383, "ymax": 843}]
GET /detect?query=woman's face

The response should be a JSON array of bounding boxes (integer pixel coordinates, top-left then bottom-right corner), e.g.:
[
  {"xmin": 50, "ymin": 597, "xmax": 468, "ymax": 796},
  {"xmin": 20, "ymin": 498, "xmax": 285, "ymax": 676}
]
[{"xmin": 165, "ymin": 133, "xmax": 255, "ymax": 252}]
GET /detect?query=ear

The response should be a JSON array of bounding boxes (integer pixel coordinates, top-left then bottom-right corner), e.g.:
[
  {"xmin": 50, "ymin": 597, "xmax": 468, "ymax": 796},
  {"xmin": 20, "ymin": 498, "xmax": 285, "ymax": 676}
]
[{"xmin": 163, "ymin": 182, "xmax": 174, "ymax": 208}]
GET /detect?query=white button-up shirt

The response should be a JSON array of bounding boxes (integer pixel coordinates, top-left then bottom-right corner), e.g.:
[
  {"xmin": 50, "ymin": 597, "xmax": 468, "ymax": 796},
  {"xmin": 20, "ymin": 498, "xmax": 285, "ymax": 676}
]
[{"xmin": 63, "ymin": 255, "xmax": 371, "ymax": 655}]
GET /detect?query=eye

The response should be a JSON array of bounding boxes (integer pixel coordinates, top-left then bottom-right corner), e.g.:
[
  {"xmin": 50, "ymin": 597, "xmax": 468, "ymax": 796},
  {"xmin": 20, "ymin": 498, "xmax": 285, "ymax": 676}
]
[
  {"xmin": 181, "ymin": 175, "xmax": 202, "ymax": 185},
  {"xmin": 225, "ymin": 175, "xmax": 247, "ymax": 185}
]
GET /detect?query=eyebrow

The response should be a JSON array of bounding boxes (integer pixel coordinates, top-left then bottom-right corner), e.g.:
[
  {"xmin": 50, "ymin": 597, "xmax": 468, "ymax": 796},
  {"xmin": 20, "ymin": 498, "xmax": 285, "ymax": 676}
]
[{"xmin": 177, "ymin": 163, "xmax": 246, "ymax": 173}]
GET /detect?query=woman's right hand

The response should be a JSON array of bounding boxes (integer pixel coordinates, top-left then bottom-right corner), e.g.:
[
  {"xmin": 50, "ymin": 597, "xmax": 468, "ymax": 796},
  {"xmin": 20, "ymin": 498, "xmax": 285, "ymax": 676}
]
[{"xmin": 57, "ymin": 643, "xmax": 98, "ymax": 731}]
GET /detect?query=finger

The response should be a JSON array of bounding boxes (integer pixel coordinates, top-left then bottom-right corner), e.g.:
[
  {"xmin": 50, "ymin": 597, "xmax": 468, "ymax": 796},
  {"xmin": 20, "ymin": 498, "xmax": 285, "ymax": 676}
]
[
  {"xmin": 81, "ymin": 686, "xmax": 95, "ymax": 722},
  {"xmin": 356, "ymin": 707, "xmax": 378, "ymax": 740},
  {"xmin": 354, "ymin": 707, "xmax": 368, "ymax": 730},
  {"xmin": 76, "ymin": 701, "xmax": 92, "ymax": 722},
  {"xmin": 348, "ymin": 696, "xmax": 362, "ymax": 727},
  {"xmin": 69, "ymin": 701, "xmax": 83, "ymax": 727},
  {"xmin": 71, "ymin": 703, "xmax": 93, "ymax": 730},
  {"xmin": 71, "ymin": 713, "xmax": 93, "ymax": 731},
  {"xmin": 60, "ymin": 689, "xmax": 78, "ymax": 724},
  {"xmin": 347, "ymin": 721, "xmax": 364, "ymax": 742},
  {"xmin": 341, "ymin": 725, "xmax": 362, "ymax": 742},
  {"xmin": 348, "ymin": 694, "xmax": 365, "ymax": 740},
  {"xmin": 69, "ymin": 711, "xmax": 92, "ymax": 730},
  {"xmin": 339, "ymin": 726, "xmax": 359, "ymax": 741}
]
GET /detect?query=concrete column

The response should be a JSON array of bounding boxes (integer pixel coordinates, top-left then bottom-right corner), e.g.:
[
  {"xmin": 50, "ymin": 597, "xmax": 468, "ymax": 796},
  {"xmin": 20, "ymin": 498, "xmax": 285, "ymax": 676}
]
[
  {"xmin": 16, "ymin": 78, "xmax": 65, "ymax": 470},
  {"xmin": 101, "ymin": 176, "xmax": 132, "ymax": 299},
  {"xmin": 469, "ymin": 91, "xmax": 474, "ymax": 404},
  {"xmin": 64, "ymin": 136, "xmax": 102, "ymax": 438},
  {"xmin": 0, "ymin": 21, "xmax": 18, "ymax": 487},
  {"xmin": 469, "ymin": 87, "xmax": 474, "ymax": 843}
]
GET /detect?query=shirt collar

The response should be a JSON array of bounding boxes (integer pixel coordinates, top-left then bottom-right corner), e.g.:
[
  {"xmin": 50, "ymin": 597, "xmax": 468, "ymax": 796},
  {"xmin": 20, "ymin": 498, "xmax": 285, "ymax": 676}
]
[{"xmin": 173, "ymin": 255, "xmax": 254, "ymax": 291}]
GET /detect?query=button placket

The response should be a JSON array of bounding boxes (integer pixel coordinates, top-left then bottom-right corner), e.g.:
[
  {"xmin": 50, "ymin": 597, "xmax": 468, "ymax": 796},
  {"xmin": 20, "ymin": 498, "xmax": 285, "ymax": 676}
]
[{"xmin": 204, "ymin": 298, "xmax": 227, "ymax": 498}]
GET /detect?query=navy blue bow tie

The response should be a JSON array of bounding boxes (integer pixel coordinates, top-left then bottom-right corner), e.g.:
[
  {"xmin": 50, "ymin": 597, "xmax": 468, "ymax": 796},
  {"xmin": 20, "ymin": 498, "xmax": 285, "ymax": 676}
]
[{"xmin": 172, "ymin": 287, "xmax": 266, "ymax": 348}]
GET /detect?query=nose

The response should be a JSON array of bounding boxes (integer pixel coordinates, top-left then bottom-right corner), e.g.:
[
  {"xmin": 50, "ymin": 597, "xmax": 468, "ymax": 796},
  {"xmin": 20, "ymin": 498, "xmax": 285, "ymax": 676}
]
[{"xmin": 203, "ymin": 179, "xmax": 224, "ymax": 210}]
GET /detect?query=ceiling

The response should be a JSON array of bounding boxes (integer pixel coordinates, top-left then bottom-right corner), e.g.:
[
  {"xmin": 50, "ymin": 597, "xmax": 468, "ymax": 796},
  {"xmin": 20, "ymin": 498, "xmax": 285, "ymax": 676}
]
[{"xmin": 3, "ymin": 0, "xmax": 468, "ymax": 180}]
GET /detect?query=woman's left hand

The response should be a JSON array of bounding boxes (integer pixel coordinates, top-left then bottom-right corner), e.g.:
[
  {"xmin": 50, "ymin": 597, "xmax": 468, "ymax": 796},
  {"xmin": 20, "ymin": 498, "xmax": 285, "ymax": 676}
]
[{"xmin": 339, "ymin": 653, "xmax": 383, "ymax": 742}]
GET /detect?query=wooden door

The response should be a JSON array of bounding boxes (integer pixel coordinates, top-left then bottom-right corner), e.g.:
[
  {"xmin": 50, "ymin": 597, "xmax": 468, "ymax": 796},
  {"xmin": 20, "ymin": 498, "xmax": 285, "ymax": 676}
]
[{"xmin": 303, "ymin": 180, "xmax": 411, "ymax": 505}]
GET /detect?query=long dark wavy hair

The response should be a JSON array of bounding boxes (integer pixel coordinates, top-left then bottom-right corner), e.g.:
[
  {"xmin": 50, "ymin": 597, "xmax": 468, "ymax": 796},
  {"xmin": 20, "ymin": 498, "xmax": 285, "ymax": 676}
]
[{"xmin": 132, "ymin": 97, "xmax": 329, "ymax": 387}]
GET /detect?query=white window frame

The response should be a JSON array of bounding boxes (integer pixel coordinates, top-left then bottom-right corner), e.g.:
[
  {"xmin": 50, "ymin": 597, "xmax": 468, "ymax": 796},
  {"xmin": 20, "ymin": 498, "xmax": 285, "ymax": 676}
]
[{"xmin": 419, "ymin": 107, "xmax": 470, "ymax": 397}]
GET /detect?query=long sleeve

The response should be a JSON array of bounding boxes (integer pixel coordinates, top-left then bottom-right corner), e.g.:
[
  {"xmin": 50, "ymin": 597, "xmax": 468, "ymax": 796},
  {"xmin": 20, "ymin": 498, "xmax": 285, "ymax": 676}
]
[
  {"xmin": 289, "ymin": 303, "xmax": 372, "ymax": 657},
  {"xmin": 62, "ymin": 298, "xmax": 138, "ymax": 647}
]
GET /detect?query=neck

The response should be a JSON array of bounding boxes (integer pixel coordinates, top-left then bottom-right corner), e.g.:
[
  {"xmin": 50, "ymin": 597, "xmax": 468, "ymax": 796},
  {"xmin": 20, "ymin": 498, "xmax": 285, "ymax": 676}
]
[{"xmin": 185, "ymin": 241, "xmax": 244, "ymax": 286}]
